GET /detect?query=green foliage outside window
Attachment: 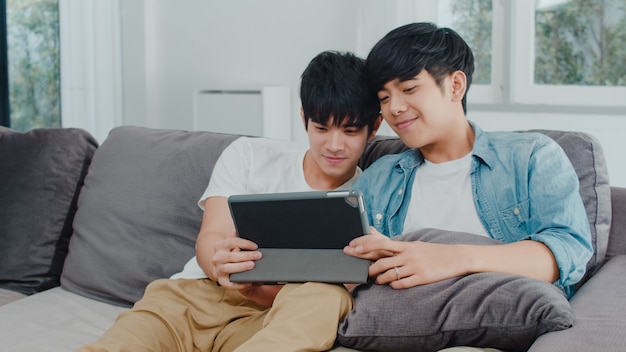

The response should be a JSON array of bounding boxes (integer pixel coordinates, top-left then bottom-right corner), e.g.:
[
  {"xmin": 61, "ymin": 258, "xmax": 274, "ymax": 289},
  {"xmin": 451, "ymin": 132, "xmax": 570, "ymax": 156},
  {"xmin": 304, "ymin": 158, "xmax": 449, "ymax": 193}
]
[
  {"xmin": 7, "ymin": 0, "xmax": 60, "ymax": 131},
  {"xmin": 535, "ymin": 0, "xmax": 626, "ymax": 86},
  {"xmin": 450, "ymin": 0, "xmax": 493, "ymax": 85},
  {"xmin": 446, "ymin": 0, "xmax": 625, "ymax": 88}
]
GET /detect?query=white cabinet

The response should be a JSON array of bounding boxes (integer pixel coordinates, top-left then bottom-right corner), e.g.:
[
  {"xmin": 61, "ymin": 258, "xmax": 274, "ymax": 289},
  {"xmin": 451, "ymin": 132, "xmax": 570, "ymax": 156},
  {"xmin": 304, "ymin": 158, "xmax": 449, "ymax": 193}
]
[{"xmin": 193, "ymin": 86, "xmax": 290, "ymax": 140}]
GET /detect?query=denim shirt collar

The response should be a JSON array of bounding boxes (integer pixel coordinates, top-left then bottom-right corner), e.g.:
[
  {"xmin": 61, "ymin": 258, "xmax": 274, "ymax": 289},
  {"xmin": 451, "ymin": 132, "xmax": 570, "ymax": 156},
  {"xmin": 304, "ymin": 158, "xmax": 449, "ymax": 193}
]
[{"xmin": 393, "ymin": 120, "xmax": 494, "ymax": 171}]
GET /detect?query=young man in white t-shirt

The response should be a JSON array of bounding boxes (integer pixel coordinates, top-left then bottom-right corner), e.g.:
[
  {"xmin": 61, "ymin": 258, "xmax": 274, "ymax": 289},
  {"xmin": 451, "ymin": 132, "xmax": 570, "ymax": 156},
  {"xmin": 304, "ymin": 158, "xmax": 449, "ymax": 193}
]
[{"xmin": 80, "ymin": 51, "xmax": 381, "ymax": 352}]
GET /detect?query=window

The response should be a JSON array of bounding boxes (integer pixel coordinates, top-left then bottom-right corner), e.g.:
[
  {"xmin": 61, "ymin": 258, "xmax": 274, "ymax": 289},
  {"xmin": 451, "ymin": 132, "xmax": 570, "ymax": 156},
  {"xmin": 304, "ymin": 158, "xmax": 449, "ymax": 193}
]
[
  {"xmin": 360, "ymin": 0, "xmax": 626, "ymax": 109},
  {"xmin": 1, "ymin": 0, "xmax": 61, "ymax": 130},
  {"xmin": 436, "ymin": 0, "xmax": 502, "ymax": 104},
  {"xmin": 512, "ymin": 0, "xmax": 626, "ymax": 107}
]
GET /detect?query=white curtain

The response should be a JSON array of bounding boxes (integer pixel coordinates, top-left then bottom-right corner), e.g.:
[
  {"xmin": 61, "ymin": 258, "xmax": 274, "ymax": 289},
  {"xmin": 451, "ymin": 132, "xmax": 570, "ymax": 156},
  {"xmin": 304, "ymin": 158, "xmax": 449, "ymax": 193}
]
[
  {"xmin": 59, "ymin": 0, "xmax": 123, "ymax": 143},
  {"xmin": 356, "ymin": 0, "xmax": 439, "ymax": 57}
]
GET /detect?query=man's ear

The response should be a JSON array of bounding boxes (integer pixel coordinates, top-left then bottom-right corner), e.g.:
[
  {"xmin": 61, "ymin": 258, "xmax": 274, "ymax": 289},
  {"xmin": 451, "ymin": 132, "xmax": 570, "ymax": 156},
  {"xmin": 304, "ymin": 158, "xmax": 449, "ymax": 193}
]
[
  {"xmin": 450, "ymin": 70, "xmax": 467, "ymax": 102},
  {"xmin": 368, "ymin": 115, "xmax": 383, "ymax": 140}
]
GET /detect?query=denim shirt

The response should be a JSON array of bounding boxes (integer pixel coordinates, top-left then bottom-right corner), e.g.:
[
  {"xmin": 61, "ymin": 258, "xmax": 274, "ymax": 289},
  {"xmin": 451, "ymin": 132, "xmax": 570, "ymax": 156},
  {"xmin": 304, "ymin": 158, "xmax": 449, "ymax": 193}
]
[{"xmin": 353, "ymin": 122, "xmax": 593, "ymax": 298}]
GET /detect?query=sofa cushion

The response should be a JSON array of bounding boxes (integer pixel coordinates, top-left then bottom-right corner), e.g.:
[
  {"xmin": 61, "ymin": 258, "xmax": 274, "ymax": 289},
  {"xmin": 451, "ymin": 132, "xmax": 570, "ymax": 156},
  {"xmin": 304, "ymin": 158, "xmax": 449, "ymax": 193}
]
[
  {"xmin": 337, "ymin": 229, "xmax": 574, "ymax": 352},
  {"xmin": 0, "ymin": 128, "xmax": 97, "ymax": 295},
  {"xmin": 359, "ymin": 135, "xmax": 407, "ymax": 169},
  {"xmin": 0, "ymin": 288, "xmax": 26, "ymax": 306},
  {"xmin": 528, "ymin": 255, "xmax": 626, "ymax": 351},
  {"xmin": 0, "ymin": 287, "xmax": 126, "ymax": 350},
  {"xmin": 606, "ymin": 186, "xmax": 626, "ymax": 260},
  {"xmin": 61, "ymin": 126, "xmax": 240, "ymax": 307}
]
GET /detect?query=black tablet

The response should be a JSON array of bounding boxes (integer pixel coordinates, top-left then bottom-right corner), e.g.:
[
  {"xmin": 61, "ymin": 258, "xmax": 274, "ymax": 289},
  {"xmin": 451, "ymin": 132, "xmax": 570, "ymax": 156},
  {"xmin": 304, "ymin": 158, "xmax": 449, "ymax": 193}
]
[{"xmin": 228, "ymin": 190, "xmax": 370, "ymax": 284}]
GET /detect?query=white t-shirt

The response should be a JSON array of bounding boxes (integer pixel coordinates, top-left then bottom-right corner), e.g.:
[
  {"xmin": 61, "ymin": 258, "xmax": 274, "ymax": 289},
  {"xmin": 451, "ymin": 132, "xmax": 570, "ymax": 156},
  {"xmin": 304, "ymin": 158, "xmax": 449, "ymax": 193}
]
[
  {"xmin": 171, "ymin": 137, "xmax": 362, "ymax": 279},
  {"xmin": 402, "ymin": 152, "xmax": 487, "ymax": 236}
]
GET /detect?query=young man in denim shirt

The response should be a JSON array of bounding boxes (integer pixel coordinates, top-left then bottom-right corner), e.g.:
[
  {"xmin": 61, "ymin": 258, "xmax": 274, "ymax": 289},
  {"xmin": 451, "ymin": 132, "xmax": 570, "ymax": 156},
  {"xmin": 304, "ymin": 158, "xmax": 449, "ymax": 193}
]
[{"xmin": 344, "ymin": 22, "xmax": 592, "ymax": 299}]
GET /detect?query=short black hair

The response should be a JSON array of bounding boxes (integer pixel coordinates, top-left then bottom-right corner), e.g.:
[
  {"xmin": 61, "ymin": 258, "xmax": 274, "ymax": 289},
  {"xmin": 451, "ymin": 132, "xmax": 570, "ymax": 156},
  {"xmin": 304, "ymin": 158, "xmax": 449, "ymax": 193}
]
[
  {"xmin": 300, "ymin": 51, "xmax": 380, "ymax": 132},
  {"xmin": 365, "ymin": 22, "xmax": 474, "ymax": 113}
]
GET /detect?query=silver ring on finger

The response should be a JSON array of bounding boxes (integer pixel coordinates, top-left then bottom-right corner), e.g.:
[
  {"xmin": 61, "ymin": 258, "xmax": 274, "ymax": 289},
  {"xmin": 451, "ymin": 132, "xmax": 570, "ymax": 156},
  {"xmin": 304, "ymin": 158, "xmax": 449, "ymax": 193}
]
[{"xmin": 394, "ymin": 266, "xmax": 401, "ymax": 281}]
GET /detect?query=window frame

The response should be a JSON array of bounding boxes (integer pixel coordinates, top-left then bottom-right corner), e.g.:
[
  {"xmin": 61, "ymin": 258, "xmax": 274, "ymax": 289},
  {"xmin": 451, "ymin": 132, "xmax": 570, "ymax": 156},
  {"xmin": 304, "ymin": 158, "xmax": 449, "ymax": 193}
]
[{"xmin": 510, "ymin": 1, "xmax": 626, "ymax": 108}]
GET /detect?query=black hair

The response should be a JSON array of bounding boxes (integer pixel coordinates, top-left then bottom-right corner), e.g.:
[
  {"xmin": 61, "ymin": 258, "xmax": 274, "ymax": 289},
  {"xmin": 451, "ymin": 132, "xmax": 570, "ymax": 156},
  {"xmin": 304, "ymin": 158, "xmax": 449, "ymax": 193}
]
[
  {"xmin": 365, "ymin": 22, "xmax": 475, "ymax": 113},
  {"xmin": 300, "ymin": 51, "xmax": 380, "ymax": 132}
]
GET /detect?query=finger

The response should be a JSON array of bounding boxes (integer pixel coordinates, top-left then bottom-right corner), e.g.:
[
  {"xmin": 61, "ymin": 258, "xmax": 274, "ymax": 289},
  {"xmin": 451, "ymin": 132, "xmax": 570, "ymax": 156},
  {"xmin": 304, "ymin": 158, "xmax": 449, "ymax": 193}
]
[
  {"xmin": 368, "ymin": 255, "xmax": 400, "ymax": 276},
  {"xmin": 350, "ymin": 238, "xmax": 401, "ymax": 259},
  {"xmin": 372, "ymin": 266, "xmax": 401, "ymax": 285},
  {"xmin": 217, "ymin": 276, "xmax": 253, "ymax": 290},
  {"xmin": 225, "ymin": 236, "xmax": 259, "ymax": 251}
]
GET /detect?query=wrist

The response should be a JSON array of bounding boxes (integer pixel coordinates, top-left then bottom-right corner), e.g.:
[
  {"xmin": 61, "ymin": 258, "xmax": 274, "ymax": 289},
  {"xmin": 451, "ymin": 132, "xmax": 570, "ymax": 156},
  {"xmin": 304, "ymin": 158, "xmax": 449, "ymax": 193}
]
[{"xmin": 458, "ymin": 244, "xmax": 481, "ymax": 275}]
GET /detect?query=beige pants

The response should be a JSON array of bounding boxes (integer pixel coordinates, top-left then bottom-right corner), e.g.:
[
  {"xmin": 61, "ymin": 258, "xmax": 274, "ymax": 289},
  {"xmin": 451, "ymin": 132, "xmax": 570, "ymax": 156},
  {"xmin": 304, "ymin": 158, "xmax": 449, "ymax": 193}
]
[{"xmin": 79, "ymin": 279, "xmax": 354, "ymax": 352}]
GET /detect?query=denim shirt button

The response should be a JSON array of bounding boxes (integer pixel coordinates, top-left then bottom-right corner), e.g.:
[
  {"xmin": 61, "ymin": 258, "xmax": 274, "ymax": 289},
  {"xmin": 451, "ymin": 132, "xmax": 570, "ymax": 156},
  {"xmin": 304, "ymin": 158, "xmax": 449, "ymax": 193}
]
[
  {"xmin": 514, "ymin": 207, "xmax": 520, "ymax": 215},
  {"xmin": 397, "ymin": 189, "xmax": 403, "ymax": 196},
  {"xmin": 375, "ymin": 213, "xmax": 383, "ymax": 221}
]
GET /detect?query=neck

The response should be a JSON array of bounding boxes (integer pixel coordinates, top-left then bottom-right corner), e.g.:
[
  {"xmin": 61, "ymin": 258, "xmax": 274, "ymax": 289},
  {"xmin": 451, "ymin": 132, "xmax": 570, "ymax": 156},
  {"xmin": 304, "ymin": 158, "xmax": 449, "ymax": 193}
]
[
  {"xmin": 302, "ymin": 151, "xmax": 353, "ymax": 190},
  {"xmin": 421, "ymin": 120, "xmax": 475, "ymax": 164}
]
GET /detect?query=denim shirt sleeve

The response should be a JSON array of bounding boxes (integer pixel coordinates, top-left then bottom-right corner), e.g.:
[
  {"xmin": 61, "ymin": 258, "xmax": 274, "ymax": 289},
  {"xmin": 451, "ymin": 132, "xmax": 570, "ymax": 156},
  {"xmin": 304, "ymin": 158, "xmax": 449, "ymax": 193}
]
[
  {"xmin": 522, "ymin": 137, "xmax": 593, "ymax": 292},
  {"xmin": 473, "ymin": 132, "xmax": 593, "ymax": 297}
]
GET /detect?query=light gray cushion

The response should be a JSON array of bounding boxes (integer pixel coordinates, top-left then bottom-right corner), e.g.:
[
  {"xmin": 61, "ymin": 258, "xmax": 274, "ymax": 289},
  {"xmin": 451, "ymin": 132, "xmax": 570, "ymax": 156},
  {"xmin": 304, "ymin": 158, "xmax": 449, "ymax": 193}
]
[
  {"xmin": 529, "ymin": 255, "xmax": 626, "ymax": 351},
  {"xmin": 0, "ymin": 287, "xmax": 126, "ymax": 351},
  {"xmin": 61, "ymin": 126, "xmax": 239, "ymax": 307},
  {"xmin": 0, "ymin": 288, "xmax": 26, "ymax": 306},
  {"xmin": 0, "ymin": 128, "xmax": 97, "ymax": 295},
  {"xmin": 337, "ymin": 229, "xmax": 573, "ymax": 352}
]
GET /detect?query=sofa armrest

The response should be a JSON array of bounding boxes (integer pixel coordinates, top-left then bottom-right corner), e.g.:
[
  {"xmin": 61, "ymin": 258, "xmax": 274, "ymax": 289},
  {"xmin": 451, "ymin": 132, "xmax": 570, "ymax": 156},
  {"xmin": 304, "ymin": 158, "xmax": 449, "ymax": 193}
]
[
  {"xmin": 606, "ymin": 186, "xmax": 626, "ymax": 260},
  {"xmin": 529, "ymin": 255, "xmax": 626, "ymax": 351}
]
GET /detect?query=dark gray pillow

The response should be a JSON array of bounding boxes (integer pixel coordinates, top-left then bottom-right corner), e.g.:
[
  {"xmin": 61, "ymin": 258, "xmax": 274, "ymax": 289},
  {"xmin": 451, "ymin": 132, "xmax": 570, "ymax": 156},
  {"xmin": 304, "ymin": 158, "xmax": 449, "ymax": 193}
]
[
  {"xmin": 359, "ymin": 136, "xmax": 407, "ymax": 170},
  {"xmin": 0, "ymin": 128, "xmax": 97, "ymax": 295},
  {"xmin": 337, "ymin": 229, "xmax": 573, "ymax": 352},
  {"xmin": 61, "ymin": 126, "xmax": 239, "ymax": 307}
]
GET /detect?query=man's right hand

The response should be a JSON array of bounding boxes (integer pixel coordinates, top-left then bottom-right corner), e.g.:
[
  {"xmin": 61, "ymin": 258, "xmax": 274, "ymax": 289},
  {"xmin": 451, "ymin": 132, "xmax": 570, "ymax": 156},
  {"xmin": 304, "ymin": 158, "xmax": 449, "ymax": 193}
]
[{"xmin": 210, "ymin": 232, "xmax": 262, "ymax": 289}]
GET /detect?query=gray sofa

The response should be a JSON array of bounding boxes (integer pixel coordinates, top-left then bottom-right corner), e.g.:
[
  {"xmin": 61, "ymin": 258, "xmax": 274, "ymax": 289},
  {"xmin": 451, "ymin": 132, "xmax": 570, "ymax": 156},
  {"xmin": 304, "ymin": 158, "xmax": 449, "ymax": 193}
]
[{"xmin": 0, "ymin": 125, "xmax": 624, "ymax": 351}]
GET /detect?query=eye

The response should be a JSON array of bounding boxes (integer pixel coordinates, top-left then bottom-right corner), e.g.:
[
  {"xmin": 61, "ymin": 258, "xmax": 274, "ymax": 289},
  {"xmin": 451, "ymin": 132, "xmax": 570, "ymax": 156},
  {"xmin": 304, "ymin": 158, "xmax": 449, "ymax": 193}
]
[
  {"xmin": 377, "ymin": 94, "xmax": 389, "ymax": 104},
  {"xmin": 403, "ymin": 86, "xmax": 417, "ymax": 94}
]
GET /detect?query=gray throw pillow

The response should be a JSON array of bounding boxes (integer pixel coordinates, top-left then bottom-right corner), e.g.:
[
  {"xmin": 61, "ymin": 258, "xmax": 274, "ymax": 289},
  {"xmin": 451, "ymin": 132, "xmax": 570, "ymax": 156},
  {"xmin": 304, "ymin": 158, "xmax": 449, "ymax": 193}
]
[
  {"xmin": 0, "ymin": 128, "xmax": 98, "ymax": 295},
  {"xmin": 337, "ymin": 229, "xmax": 573, "ymax": 352},
  {"xmin": 61, "ymin": 126, "xmax": 239, "ymax": 307},
  {"xmin": 359, "ymin": 136, "xmax": 407, "ymax": 169}
]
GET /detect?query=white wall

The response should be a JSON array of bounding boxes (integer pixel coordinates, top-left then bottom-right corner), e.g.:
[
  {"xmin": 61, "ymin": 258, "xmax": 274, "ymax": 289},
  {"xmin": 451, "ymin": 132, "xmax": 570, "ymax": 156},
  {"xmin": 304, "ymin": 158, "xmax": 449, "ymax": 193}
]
[
  {"xmin": 118, "ymin": 1, "xmax": 626, "ymax": 186},
  {"xmin": 121, "ymin": 0, "xmax": 362, "ymax": 142}
]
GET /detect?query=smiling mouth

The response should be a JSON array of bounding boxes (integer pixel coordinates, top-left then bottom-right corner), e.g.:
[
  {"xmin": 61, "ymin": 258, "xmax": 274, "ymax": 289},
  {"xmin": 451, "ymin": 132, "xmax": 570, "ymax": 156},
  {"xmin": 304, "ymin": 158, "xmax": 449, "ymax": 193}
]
[
  {"xmin": 324, "ymin": 156, "xmax": 346, "ymax": 165},
  {"xmin": 396, "ymin": 117, "xmax": 417, "ymax": 130}
]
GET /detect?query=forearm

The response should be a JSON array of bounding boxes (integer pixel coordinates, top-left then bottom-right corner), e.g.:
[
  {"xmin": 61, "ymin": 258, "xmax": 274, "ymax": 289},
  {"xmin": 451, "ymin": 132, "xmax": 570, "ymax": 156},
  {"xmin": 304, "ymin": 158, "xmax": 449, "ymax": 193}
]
[
  {"xmin": 195, "ymin": 230, "xmax": 221, "ymax": 281},
  {"xmin": 463, "ymin": 240, "xmax": 559, "ymax": 283}
]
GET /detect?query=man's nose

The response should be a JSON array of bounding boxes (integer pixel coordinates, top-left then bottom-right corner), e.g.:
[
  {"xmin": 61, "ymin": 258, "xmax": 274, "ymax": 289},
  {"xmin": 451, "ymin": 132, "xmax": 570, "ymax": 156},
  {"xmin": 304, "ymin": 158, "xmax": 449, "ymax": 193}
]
[
  {"xmin": 327, "ymin": 130, "xmax": 344, "ymax": 151},
  {"xmin": 389, "ymin": 95, "xmax": 407, "ymax": 116}
]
